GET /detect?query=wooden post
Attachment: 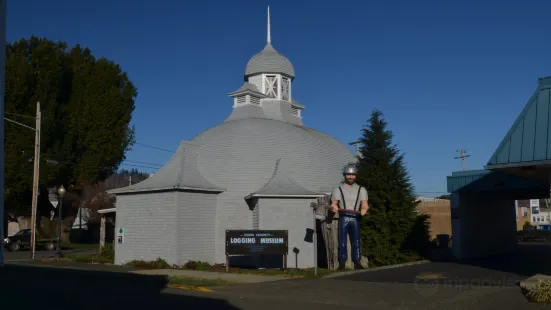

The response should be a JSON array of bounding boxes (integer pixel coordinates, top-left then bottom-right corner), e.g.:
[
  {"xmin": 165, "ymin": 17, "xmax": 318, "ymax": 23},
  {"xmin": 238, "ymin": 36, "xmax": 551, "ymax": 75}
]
[
  {"xmin": 99, "ymin": 214, "xmax": 106, "ymax": 253},
  {"xmin": 30, "ymin": 102, "xmax": 41, "ymax": 259},
  {"xmin": 225, "ymin": 255, "xmax": 229, "ymax": 272},
  {"xmin": 284, "ymin": 254, "xmax": 287, "ymax": 269}
]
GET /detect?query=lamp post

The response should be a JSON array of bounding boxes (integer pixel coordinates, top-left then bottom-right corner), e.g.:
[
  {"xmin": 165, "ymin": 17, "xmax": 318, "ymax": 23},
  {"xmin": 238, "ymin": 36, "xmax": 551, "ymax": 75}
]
[{"xmin": 56, "ymin": 185, "xmax": 66, "ymax": 258}]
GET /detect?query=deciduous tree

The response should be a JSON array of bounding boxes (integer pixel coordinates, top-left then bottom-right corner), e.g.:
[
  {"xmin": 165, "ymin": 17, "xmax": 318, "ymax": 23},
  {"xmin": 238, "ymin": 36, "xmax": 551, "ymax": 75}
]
[{"xmin": 4, "ymin": 36, "xmax": 136, "ymax": 212}]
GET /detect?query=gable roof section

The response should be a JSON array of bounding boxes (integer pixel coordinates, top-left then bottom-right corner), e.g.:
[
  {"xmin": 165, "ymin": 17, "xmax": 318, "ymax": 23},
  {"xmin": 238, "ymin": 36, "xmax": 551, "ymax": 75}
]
[
  {"xmin": 228, "ymin": 82, "xmax": 266, "ymax": 98},
  {"xmin": 486, "ymin": 76, "xmax": 551, "ymax": 169},
  {"xmin": 244, "ymin": 159, "xmax": 324, "ymax": 199},
  {"xmin": 107, "ymin": 141, "xmax": 224, "ymax": 195}
]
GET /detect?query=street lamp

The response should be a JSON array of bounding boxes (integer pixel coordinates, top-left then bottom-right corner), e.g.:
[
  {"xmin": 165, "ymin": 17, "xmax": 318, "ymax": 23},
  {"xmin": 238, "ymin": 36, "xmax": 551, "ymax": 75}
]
[{"xmin": 56, "ymin": 185, "xmax": 66, "ymax": 258}]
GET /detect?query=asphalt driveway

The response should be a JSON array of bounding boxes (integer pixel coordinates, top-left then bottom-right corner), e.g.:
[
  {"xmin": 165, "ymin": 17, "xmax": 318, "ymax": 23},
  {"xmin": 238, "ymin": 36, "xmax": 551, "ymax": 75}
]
[{"xmin": 331, "ymin": 242, "xmax": 551, "ymax": 285}]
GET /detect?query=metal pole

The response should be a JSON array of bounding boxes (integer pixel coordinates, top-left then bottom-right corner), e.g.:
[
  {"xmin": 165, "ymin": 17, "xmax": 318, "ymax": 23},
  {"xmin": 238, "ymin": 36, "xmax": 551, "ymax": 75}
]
[
  {"xmin": 0, "ymin": 0, "xmax": 7, "ymax": 267},
  {"xmin": 56, "ymin": 197, "xmax": 63, "ymax": 258},
  {"xmin": 313, "ymin": 208, "xmax": 317, "ymax": 276}
]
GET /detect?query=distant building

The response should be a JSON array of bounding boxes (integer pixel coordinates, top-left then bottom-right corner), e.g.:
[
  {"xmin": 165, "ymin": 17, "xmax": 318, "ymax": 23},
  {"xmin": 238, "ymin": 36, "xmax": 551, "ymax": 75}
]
[{"xmin": 515, "ymin": 199, "xmax": 551, "ymax": 230}]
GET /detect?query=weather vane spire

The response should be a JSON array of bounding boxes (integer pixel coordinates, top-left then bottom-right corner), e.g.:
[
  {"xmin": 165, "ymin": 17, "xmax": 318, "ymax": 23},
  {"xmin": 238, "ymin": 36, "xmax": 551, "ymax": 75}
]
[{"xmin": 267, "ymin": 6, "xmax": 271, "ymax": 44}]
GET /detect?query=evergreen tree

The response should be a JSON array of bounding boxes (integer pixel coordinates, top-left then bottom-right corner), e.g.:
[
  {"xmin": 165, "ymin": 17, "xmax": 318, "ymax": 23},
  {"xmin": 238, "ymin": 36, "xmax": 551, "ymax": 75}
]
[{"xmin": 356, "ymin": 109, "xmax": 430, "ymax": 266}]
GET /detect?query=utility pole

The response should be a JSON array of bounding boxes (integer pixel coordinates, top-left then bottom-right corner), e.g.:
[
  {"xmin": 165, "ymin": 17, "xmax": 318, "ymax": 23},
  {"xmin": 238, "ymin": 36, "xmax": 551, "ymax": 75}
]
[
  {"xmin": 0, "ymin": 0, "xmax": 8, "ymax": 267},
  {"xmin": 30, "ymin": 103, "xmax": 41, "ymax": 259},
  {"xmin": 348, "ymin": 140, "xmax": 363, "ymax": 159},
  {"xmin": 129, "ymin": 175, "xmax": 132, "ymax": 186},
  {"xmin": 4, "ymin": 102, "xmax": 41, "ymax": 259},
  {"xmin": 454, "ymin": 149, "xmax": 470, "ymax": 171}
]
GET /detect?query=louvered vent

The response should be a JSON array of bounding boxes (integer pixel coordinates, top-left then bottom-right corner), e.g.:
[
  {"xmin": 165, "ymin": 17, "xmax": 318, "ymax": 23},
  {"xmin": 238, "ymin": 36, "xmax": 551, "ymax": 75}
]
[
  {"xmin": 235, "ymin": 96, "xmax": 246, "ymax": 106},
  {"xmin": 291, "ymin": 107, "xmax": 299, "ymax": 116},
  {"xmin": 250, "ymin": 96, "xmax": 261, "ymax": 105}
]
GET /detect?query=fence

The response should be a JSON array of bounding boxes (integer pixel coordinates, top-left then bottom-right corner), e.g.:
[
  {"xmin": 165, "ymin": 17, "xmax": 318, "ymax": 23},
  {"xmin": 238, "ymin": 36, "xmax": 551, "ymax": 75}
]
[{"xmin": 416, "ymin": 199, "xmax": 452, "ymax": 239}]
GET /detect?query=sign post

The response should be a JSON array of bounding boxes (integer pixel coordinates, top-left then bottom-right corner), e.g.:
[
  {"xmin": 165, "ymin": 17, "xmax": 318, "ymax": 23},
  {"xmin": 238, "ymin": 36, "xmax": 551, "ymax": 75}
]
[{"xmin": 225, "ymin": 230, "xmax": 288, "ymax": 272}]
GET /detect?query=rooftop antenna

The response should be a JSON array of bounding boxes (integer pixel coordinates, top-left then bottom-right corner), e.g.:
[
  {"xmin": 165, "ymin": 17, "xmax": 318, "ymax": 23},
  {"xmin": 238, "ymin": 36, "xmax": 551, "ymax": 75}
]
[{"xmin": 267, "ymin": 6, "xmax": 271, "ymax": 44}]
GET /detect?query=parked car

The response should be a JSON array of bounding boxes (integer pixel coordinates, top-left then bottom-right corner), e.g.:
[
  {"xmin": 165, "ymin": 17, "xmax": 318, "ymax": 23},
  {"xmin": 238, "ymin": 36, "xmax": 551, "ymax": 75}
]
[
  {"xmin": 517, "ymin": 225, "xmax": 551, "ymax": 242},
  {"xmin": 3, "ymin": 229, "xmax": 57, "ymax": 252}
]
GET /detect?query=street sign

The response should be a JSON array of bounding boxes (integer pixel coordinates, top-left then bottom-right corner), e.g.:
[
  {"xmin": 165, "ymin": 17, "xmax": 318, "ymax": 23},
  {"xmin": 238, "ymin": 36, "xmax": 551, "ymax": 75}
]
[
  {"xmin": 225, "ymin": 230, "xmax": 288, "ymax": 255},
  {"xmin": 117, "ymin": 228, "xmax": 124, "ymax": 244}
]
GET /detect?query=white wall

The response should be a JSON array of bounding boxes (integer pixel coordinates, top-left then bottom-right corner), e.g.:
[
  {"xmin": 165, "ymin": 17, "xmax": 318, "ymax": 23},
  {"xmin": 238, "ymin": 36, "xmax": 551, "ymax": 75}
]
[
  {"xmin": 114, "ymin": 192, "xmax": 178, "ymax": 265},
  {"xmin": 258, "ymin": 197, "xmax": 317, "ymax": 268},
  {"xmin": 178, "ymin": 191, "xmax": 217, "ymax": 264}
]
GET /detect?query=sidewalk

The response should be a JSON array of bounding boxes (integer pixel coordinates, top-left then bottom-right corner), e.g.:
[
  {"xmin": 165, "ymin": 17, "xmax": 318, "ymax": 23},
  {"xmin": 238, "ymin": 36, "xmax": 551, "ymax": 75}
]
[{"xmin": 133, "ymin": 269, "xmax": 290, "ymax": 283}]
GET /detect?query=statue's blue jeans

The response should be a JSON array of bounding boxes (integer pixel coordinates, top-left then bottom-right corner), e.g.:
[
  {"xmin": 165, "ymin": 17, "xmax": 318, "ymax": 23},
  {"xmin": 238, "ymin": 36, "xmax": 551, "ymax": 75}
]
[{"xmin": 338, "ymin": 212, "xmax": 361, "ymax": 263}]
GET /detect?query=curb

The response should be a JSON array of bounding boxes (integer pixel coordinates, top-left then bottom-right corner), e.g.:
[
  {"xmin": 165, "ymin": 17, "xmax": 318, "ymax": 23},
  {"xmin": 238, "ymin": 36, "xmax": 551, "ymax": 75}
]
[
  {"xmin": 321, "ymin": 260, "xmax": 431, "ymax": 279},
  {"xmin": 167, "ymin": 284, "xmax": 215, "ymax": 292}
]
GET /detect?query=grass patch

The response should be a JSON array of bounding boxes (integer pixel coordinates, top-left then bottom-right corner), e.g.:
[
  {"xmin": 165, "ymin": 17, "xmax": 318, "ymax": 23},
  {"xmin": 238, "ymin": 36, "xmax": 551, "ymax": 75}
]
[
  {"xmin": 60, "ymin": 243, "xmax": 99, "ymax": 250},
  {"xmin": 65, "ymin": 244, "xmax": 114, "ymax": 264},
  {"xmin": 523, "ymin": 279, "xmax": 551, "ymax": 304},
  {"xmin": 122, "ymin": 258, "xmax": 337, "ymax": 278},
  {"xmin": 167, "ymin": 276, "xmax": 240, "ymax": 287}
]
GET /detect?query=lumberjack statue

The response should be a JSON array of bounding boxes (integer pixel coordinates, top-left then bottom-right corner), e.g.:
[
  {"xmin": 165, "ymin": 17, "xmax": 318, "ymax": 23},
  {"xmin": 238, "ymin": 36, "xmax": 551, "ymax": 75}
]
[{"xmin": 331, "ymin": 163, "xmax": 368, "ymax": 270}]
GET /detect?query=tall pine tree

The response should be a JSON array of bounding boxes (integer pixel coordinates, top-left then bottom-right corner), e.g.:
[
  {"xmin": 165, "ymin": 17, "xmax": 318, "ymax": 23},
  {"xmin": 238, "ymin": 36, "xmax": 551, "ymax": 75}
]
[{"xmin": 357, "ymin": 109, "xmax": 430, "ymax": 266}]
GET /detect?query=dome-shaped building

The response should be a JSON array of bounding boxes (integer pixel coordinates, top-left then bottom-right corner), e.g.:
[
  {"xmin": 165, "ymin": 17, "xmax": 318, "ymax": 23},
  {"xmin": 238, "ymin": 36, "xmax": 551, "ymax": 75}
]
[{"xmin": 109, "ymin": 8, "xmax": 355, "ymax": 268}]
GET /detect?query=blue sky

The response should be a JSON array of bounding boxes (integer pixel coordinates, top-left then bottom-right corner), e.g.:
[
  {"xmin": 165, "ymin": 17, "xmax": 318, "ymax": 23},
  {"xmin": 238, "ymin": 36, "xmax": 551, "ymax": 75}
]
[{"xmin": 5, "ymin": 0, "xmax": 551, "ymax": 196}]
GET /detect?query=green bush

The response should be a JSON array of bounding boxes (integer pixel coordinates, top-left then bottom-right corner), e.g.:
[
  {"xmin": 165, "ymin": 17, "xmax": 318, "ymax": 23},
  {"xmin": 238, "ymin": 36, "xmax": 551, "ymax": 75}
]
[
  {"xmin": 525, "ymin": 280, "xmax": 551, "ymax": 303},
  {"xmin": 183, "ymin": 261, "xmax": 212, "ymax": 271},
  {"xmin": 98, "ymin": 244, "xmax": 114, "ymax": 263},
  {"xmin": 124, "ymin": 257, "xmax": 170, "ymax": 269}
]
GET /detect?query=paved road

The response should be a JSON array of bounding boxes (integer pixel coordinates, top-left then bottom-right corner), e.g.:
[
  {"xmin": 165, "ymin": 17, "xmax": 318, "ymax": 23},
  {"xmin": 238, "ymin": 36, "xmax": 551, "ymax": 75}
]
[
  {"xmin": 4, "ymin": 248, "xmax": 98, "ymax": 262},
  {"xmin": 2, "ymin": 261, "xmax": 548, "ymax": 309},
  {"xmin": 3, "ymin": 243, "xmax": 550, "ymax": 309}
]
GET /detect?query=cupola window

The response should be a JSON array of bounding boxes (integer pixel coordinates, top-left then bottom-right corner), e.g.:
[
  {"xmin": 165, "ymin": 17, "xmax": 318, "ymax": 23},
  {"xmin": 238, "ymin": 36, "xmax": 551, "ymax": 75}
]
[
  {"xmin": 282, "ymin": 77, "xmax": 290, "ymax": 101},
  {"xmin": 265, "ymin": 75, "xmax": 278, "ymax": 98}
]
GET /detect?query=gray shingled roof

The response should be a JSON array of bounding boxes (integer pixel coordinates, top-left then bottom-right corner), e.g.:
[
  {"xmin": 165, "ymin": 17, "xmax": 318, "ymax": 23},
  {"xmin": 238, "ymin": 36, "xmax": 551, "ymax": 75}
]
[
  {"xmin": 245, "ymin": 159, "xmax": 324, "ymax": 199},
  {"xmin": 191, "ymin": 117, "xmax": 355, "ymax": 195},
  {"xmin": 291, "ymin": 99, "xmax": 305, "ymax": 109},
  {"xmin": 107, "ymin": 141, "xmax": 224, "ymax": 195},
  {"xmin": 245, "ymin": 43, "xmax": 295, "ymax": 79},
  {"xmin": 228, "ymin": 82, "xmax": 266, "ymax": 97}
]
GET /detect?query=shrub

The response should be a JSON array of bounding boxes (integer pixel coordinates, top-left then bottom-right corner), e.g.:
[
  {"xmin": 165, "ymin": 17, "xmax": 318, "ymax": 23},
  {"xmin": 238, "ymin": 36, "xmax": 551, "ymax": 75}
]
[
  {"xmin": 525, "ymin": 279, "xmax": 551, "ymax": 303},
  {"xmin": 183, "ymin": 261, "xmax": 212, "ymax": 271},
  {"xmin": 97, "ymin": 244, "xmax": 115, "ymax": 264},
  {"xmin": 124, "ymin": 257, "xmax": 170, "ymax": 269}
]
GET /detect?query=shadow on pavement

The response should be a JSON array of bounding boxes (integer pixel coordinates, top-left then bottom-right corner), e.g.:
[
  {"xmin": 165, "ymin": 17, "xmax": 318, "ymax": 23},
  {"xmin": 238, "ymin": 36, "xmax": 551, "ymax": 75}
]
[
  {"xmin": 331, "ymin": 243, "xmax": 551, "ymax": 286},
  {"xmin": 458, "ymin": 242, "xmax": 551, "ymax": 277},
  {"xmin": 0, "ymin": 264, "xmax": 240, "ymax": 309}
]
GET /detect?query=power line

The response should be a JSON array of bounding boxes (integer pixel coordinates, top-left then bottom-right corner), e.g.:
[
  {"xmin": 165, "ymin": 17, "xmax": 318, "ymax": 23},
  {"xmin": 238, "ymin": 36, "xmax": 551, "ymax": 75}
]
[
  {"xmin": 44, "ymin": 158, "xmax": 160, "ymax": 171},
  {"xmin": 133, "ymin": 142, "xmax": 174, "ymax": 153},
  {"xmin": 5, "ymin": 112, "xmax": 38, "ymax": 120},
  {"xmin": 124, "ymin": 159, "xmax": 163, "ymax": 167}
]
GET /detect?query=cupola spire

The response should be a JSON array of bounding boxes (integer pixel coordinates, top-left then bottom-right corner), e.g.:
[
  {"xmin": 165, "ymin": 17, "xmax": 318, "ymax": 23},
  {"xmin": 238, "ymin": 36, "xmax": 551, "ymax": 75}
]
[{"xmin": 267, "ymin": 6, "xmax": 271, "ymax": 44}]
